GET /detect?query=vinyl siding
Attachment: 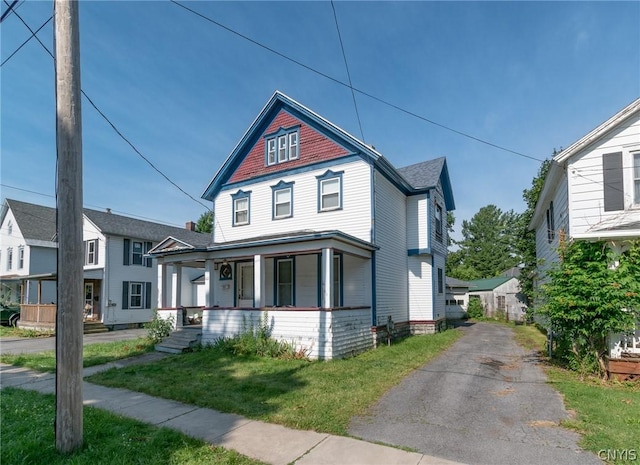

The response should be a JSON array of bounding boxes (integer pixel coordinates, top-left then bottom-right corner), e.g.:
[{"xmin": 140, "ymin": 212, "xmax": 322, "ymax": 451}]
[
  {"xmin": 408, "ymin": 256, "xmax": 433, "ymax": 320},
  {"xmin": 535, "ymin": 170, "xmax": 569, "ymax": 281},
  {"xmin": 568, "ymin": 113, "xmax": 640, "ymax": 236},
  {"xmin": 214, "ymin": 159, "xmax": 372, "ymax": 244},
  {"xmin": 406, "ymin": 194, "xmax": 428, "ymax": 251},
  {"xmin": 374, "ymin": 171, "xmax": 408, "ymax": 326}
]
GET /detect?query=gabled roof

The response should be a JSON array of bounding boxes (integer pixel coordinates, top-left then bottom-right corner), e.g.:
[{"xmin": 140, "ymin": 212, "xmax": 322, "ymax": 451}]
[
  {"xmin": 148, "ymin": 236, "xmax": 204, "ymax": 255},
  {"xmin": 397, "ymin": 157, "xmax": 455, "ymax": 210},
  {"xmin": 201, "ymin": 91, "xmax": 455, "ymax": 210},
  {"xmin": 2, "ymin": 199, "xmax": 57, "ymax": 243},
  {"xmin": 84, "ymin": 208, "xmax": 211, "ymax": 245},
  {"xmin": 446, "ymin": 277, "xmax": 470, "ymax": 288},
  {"xmin": 530, "ymin": 98, "xmax": 640, "ymax": 230},
  {"xmin": 2, "ymin": 199, "xmax": 211, "ymax": 247},
  {"xmin": 468, "ymin": 276, "xmax": 515, "ymax": 292}
]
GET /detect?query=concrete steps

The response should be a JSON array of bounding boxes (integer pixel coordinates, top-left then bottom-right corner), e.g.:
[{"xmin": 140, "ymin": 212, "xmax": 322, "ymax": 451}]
[
  {"xmin": 155, "ymin": 326, "xmax": 202, "ymax": 354},
  {"xmin": 83, "ymin": 320, "xmax": 109, "ymax": 334}
]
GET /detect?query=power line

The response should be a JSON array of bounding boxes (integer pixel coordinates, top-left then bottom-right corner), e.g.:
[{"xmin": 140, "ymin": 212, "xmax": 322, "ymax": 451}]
[
  {"xmin": 6, "ymin": 6, "xmax": 212, "ymax": 214},
  {"xmin": 0, "ymin": 14, "xmax": 51, "ymax": 67},
  {"xmin": 0, "ymin": 0, "xmax": 19, "ymax": 23},
  {"xmin": 330, "ymin": 0, "xmax": 365, "ymax": 143},
  {"xmin": 170, "ymin": 0, "xmax": 543, "ymax": 163}
]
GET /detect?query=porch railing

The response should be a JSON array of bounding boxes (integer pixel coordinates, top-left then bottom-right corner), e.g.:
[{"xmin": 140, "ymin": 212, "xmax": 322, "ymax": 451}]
[
  {"xmin": 20, "ymin": 304, "xmax": 57, "ymax": 324},
  {"xmin": 610, "ymin": 327, "xmax": 640, "ymax": 359}
]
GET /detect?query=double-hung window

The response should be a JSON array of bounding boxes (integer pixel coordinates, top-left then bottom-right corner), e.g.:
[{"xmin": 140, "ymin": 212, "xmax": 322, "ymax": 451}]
[
  {"xmin": 634, "ymin": 152, "xmax": 640, "ymax": 205},
  {"xmin": 122, "ymin": 281, "xmax": 152, "ymax": 309},
  {"xmin": 85, "ymin": 239, "xmax": 98, "ymax": 265},
  {"xmin": 232, "ymin": 190, "xmax": 251, "ymax": 226},
  {"xmin": 316, "ymin": 170, "xmax": 343, "ymax": 212},
  {"xmin": 132, "ymin": 241, "xmax": 144, "ymax": 265},
  {"xmin": 6, "ymin": 248, "xmax": 12, "ymax": 271},
  {"xmin": 129, "ymin": 282, "xmax": 143, "ymax": 308},
  {"xmin": 18, "ymin": 246, "xmax": 24, "ymax": 269},
  {"xmin": 265, "ymin": 126, "xmax": 300, "ymax": 166},
  {"xmin": 276, "ymin": 258, "xmax": 294, "ymax": 306},
  {"xmin": 435, "ymin": 204, "xmax": 443, "ymax": 242},
  {"xmin": 271, "ymin": 180, "xmax": 294, "ymax": 220}
]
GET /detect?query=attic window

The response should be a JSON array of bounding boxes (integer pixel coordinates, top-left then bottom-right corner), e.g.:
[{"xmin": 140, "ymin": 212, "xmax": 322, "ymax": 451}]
[
  {"xmin": 435, "ymin": 203, "xmax": 443, "ymax": 242},
  {"xmin": 265, "ymin": 127, "xmax": 299, "ymax": 166},
  {"xmin": 7, "ymin": 221, "xmax": 12, "ymax": 235}
]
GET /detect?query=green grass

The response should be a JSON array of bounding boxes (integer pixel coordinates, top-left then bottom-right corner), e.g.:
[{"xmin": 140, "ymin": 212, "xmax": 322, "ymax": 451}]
[
  {"xmin": 87, "ymin": 330, "xmax": 462, "ymax": 435},
  {"xmin": 0, "ymin": 325, "xmax": 54, "ymax": 337},
  {"xmin": 0, "ymin": 338, "xmax": 154, "ymax": 372},
  {"xmin": 512, "ymin": 324, "xmax": 640, "ymax": 465},
  {"xmin": 0, "ymin": 388, "xmax": 265, "ymax": 465}
]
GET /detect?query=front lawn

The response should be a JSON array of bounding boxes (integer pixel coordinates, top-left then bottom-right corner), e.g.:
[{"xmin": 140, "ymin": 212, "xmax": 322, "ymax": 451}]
[
  {"xmin": 511, "ymin": 323, "xmax": 640, "ymax": 465},
  {"xmin": 87, "ymin": 330, "xmax": 461, "ymax": 435},
  {"xmin": 0, "ymin": 338, "xmax": 154, "ymax": 372},
  {"xmin": 0, "ymin": 388, "xmax": 265, "ymax": 465}
]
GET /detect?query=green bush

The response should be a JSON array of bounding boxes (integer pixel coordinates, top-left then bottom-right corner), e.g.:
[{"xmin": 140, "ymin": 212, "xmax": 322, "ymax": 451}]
[
  {"xmin": 144, "ymin": 311, "xmax": 175, "ymax": 344},
  {"xmin": 467, "ymin": 297, "xmax": 484, "ymax": 319}
]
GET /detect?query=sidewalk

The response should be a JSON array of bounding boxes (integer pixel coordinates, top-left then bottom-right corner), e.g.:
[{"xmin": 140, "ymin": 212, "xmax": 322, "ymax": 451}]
[{"xmin": 0, "ymin": 357, "xmax": 464, "ymax": 465}]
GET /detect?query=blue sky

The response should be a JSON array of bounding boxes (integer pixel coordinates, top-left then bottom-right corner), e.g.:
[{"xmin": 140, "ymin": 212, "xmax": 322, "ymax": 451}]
[{"xmin": 2, "ymin": 1, "xmax": 639, "ymax": 242}]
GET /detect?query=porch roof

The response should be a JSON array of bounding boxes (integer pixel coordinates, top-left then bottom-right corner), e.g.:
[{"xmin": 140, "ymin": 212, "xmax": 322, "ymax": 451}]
[{"xmin": 149, "ymin": 229, "xmax": 378, "ymax": 259}]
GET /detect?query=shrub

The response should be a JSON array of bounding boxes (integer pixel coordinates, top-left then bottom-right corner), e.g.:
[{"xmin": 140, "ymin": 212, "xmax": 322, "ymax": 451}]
[
  {"xmin": 144, "ymin": 311, "xmax": 174, "ymax": 344},
  {"xmin": 467, "ymin": 297, "xmax": 484, "ymax": 319}
]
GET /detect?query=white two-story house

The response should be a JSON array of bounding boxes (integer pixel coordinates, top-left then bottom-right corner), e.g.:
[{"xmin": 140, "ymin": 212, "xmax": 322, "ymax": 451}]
[
  {"xmin": 0, "ymin": 199, "xmax": 210, "ymax": 330},
  {"xmin": 530, "ymin": 98, "xmax": 640, "ymax": 364},
  {"xmin": 150, "ymin": 91, "xmax": 455, "ymax": 359}
]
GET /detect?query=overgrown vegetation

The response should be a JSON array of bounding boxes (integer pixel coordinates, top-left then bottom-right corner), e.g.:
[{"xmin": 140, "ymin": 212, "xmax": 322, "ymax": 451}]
[
  {"xmin": 88, "ymin": 330, "xmax": 461, "ymax": 435},
  {"xmin": 144, "ymin": 311, "xmax": 175, "ymax": 344},
  {"xmin": 466, "ymin": 297, "xmax": 484, "ymax": 319},
  {"xmin": 511, "ymin": 324, "xmax": 640, "ymax": 465},
  {"xmin": 213, "ymin": 312, "xmax": 306, "ymax": 359},
  {"xmin": 0, "ymin": 388, "xmax": 265, "ymax": 465},
  {"xmin": 538, "ymin": 240, "xmax": 640, "ymax": 377},
  {"xmin": 0, "ymin": 338, "xmax": 154, "ymax": 372}
]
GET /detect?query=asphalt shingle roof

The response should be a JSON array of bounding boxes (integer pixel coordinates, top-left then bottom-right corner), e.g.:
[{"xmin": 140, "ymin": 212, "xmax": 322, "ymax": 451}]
[
  {"xmin": 396, "ymin": 157, "xmax": 445, "ymax": 190},
  {"xmin": 4, "ymin": 199, "xmax": 211, "ymax": 247}
]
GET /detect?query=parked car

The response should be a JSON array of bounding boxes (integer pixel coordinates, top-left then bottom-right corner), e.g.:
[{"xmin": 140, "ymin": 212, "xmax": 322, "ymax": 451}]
[{"xmin": 0, "ymin": 303, "xmax": 20, "ymax": 327}]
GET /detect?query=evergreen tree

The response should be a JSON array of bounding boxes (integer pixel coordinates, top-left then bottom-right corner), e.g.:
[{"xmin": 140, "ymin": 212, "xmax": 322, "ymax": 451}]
[{"xmin": 195, "ymin": 210, "xmax": 214, "ymax": 233}]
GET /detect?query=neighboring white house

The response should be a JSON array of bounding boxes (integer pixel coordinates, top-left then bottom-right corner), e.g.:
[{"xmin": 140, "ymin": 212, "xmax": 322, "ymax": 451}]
[
  {"xmin": 445, "ymin": 277, "xmax": 469, "ymax": 320},
  {"xmin": 467, "ymin": 276, "xmax": 527, "ymax": 322},
  {"xmin": 150, "ymin": 91, "xmax": 456, "ymax": 359},
  {"xmin": 529, "ymin": 98, "xmax": 640, "ymax": 363},
  {"xmin": 0, "ymin": 199, "xmax": 210, "ymax": 330}
]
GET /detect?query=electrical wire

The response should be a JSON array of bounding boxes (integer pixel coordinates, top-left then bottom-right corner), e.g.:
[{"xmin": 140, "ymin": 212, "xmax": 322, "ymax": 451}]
[
  {"xmin": 170, "ymin": 0, "xmax": 543, "ymax": 163},
  {"xmin": 330, "ymin": 0, "xmax": 365, "ymax": 144},
  {"xmin": 0, "ymin": 14, "xmax": 51, "ymax": 67},
  {"xmin": 0, "ymin": 0, "xmax": 19, "ymax": 23}
]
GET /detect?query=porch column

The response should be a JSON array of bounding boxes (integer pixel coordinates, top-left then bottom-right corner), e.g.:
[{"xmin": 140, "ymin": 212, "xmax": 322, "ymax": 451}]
[
  {"xmin": 157, "ymin": 263, "xmax": 166, "ymax": 308},
  {"xmin": 254, "ymin": 254, "xmax": 265, "ymax": 308},
  {"xmin": 204, "ymin": 259, "xmax": 215, "ymax": 308},
  {"xmin": 321, "ymin": 248, "xmax": 333, "ymax": 309},
  {"xmin": 171, "ymin": 264, "xmax": 182, "ymax": 307}
]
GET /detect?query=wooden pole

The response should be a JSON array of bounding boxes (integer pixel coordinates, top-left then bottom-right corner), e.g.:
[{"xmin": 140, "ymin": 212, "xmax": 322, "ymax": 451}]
[{"xmin": 54, "ymin": 0, "xmax": 84, "ymax": 453}]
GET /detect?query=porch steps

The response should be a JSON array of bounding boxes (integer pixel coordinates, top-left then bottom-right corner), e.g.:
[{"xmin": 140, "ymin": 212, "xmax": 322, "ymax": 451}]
[
  {"xmin": 155, "ymin": 326, "xmax": 202, "ymax": 354},
  {"xmin": 83, "ymin": 321, "xmax": 109, "ymax": 334}
]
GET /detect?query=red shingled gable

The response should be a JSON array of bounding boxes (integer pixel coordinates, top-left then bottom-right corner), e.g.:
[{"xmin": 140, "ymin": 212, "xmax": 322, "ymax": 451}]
[{"xmin": 228, "ymin": 110, "xmax": 349, "ymax": 183}]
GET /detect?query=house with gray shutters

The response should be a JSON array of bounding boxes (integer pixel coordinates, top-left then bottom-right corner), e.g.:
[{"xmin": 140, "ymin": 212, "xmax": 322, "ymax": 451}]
[
  {"xmin": 529, "ymin": 98, "xmax": 640, "ymax": 366},
  {"xmin": 0, "ymin": 199, "xmax": 210, "ymax": 330}
]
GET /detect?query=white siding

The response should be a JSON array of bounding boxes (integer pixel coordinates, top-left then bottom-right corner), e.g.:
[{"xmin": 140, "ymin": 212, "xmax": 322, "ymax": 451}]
[
  {"xmin": 295, "ymin": 254, "xmax": 317, "ymax": 307},
  {"xmin": 406, "ymin": 194, "xmax": 428, "ymax": 251},
  {"xmin": 408, "ymin": 256, "xmax": 432, "ymax": 321},
  {"xmin": 374, "ymin": 172, "xmax": 408, "ymax": 326},
  {"xmin": 568, "ymin": 113, "xmax": 640, "ymax": 237},
  {"xmin": 535, "ymin": 170, "xmax": 569, "ymax": 280},
  {"xmin": 343, "ymin": 254, "xmax": 371, "ymax": 307},
  {"xmin": 202, "ymin": 307, "xmax": 372, "ymax": 359},
  {"xmin": 432, "ymin": 253, "xmax": 446, "ymax": 320},
  {"xmin": 213, "ymin": 160, "xmax": 372, "ymax": 244}
]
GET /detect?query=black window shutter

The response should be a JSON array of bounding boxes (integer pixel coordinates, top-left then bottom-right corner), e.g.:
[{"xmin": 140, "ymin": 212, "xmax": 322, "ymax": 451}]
[
  {"xmin": 83, "ymin": 240, "xmax": 87, "ymax": 264},
  {"xmin": 603, "ymin": 152, "xmax": 624, "ymax": 211},
  {"xmin": 145, "ymin": 241, "xmax": 153, "ymax": 267},
  {"xmin": 123, "ymin": 239, "xmax": 130, "ymax": 265},
  {"xmin": 145, "ymin": 282, "xmax": 152, "ymax": 309},
  {"xmin": 122, "ymin": 281, "xmax": 129, "ymax": 309},
  {"xmin": 94, "ymin": 240, "xmax": 99, "ymax": 265}
]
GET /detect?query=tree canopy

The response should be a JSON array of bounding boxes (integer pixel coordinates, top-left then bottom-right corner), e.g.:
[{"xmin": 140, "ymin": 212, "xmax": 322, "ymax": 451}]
[{"xmin": 195, "ymin": 210, "xmax": 214, "ymax": 233}]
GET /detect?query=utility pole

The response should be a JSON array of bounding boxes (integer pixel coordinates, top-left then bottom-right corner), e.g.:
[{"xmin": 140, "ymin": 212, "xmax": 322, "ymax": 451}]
[{"xmin": 54, "ymin": 0, "xmax": 83, "ymax": 453}]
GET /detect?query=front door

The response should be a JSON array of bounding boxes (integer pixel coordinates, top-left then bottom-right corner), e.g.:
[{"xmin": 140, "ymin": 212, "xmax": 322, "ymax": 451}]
[
  {"xmin": 84, "ymin": 282, "xmax": 94, "ymax": 319},
  {"xmin": 237, "ymin": 262, "xmax": 254, "ymax": 307}
]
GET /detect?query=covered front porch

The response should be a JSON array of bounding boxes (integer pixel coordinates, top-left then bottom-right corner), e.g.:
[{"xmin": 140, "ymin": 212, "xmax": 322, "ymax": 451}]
[{"xmin": 152, "ymin": 231, "xmax": 377, "ymax": 359}]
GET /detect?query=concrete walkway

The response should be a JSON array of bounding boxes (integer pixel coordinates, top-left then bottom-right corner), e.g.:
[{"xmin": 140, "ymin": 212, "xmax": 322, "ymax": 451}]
[{"xmin": 0, "ymin": 356, "xmax": 464, "ymax": 465}]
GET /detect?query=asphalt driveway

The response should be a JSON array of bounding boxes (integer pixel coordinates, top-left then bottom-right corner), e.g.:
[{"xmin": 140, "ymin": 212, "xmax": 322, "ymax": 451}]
[{"xmin": 349, "ymin": 322, "xmax": 603, "ymax": 465}]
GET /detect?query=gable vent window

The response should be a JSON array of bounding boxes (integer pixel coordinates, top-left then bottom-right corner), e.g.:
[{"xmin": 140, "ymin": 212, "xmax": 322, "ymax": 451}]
[{"xmin": 265, "ymin": 127, "xmax": 300, "ymax": 166}]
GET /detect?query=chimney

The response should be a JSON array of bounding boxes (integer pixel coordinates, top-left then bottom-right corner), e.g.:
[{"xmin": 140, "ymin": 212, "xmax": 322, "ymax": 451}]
[
  {"xmin": 106, "ymin": 208, "xmax": 111, "ymax": 214},
  {"xmin": 185, "ymin": 221, "xmax": 196, "ymax": 231}
]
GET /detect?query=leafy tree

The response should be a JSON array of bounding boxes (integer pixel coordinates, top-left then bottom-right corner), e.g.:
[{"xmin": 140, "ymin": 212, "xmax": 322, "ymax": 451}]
[
  {"xmin": 448, "ymin": 205, "xmax": 521, "ymax": 279},
  {"xmin": 446, "ymin": 211, "xmax": 455, "ymax": 247},
  {"xmin": 516, "ymin": 158, "xmax": 551, "ymax": 304},
  {"xmin": 539, "ymin": 240, "xmax": 640, "ymax": 377},
  {"xmin": 195, "ymin": 210, "xmax": 214, "ymax": 233}
]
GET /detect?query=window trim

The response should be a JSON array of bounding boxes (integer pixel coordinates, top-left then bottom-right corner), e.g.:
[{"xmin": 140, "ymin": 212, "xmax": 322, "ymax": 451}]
[
  {"xmin": 264, "ymin": 126, "xmax": 301, "ymax": 166},
  {"xmin": 271, "ymin": 180, "xmax": 294, "ymax": 220},
  {"xmin": 6, "ymin": 247, "xmax": 12, "ymax": 271},
  {"xmin": 546, "ymin": 201, "xmax": 555, "ymax": 243},
  {"xmin": 132, "ymin": 241, "xmax": 144, "ymax": 266},
  {"xmin": 129, "ymin": 282, "xmax": 144, "ymax": 309},
  {"xmin": 633, "ymin": 152, "xmax": 640, "ymax": 205},
  {"xmin": 316, "ymin": 170, "xmax": 344, "ymax": 212},
  {"xmin": 85, "ymin": 239, "xmax": 98, "ymax": 265},
  {"xmin": 435, "ymin": 203, "xmax": 443, "ymax": 243},
  {"xmin": 18, "ymin": 246, "xmax": 24, "ymax": 269},
  {"xmin": 275, "ymin": 257, "xmax": 295, "ymax": 306},
  {"xmin": 231, "ymin": 190, "xmax": 251, "ymax": 226}
]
